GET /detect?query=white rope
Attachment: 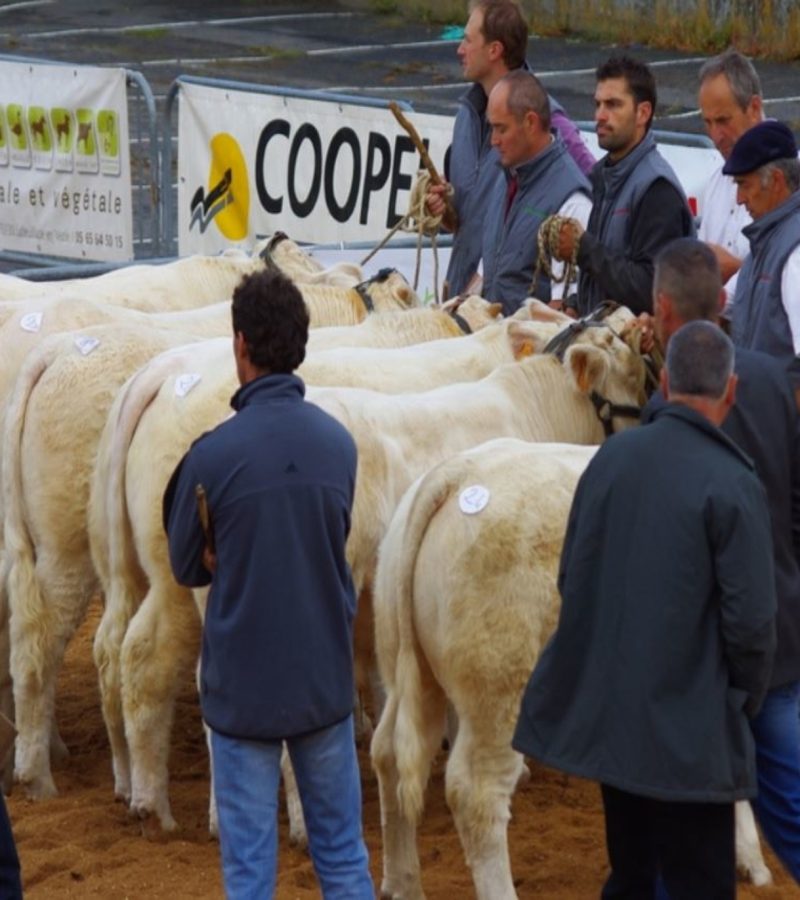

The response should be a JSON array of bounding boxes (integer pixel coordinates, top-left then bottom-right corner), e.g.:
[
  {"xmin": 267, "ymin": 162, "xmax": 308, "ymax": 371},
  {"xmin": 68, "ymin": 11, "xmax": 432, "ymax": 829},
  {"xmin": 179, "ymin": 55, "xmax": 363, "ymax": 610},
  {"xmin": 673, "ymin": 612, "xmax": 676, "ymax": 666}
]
[{"xmin": 359, "ymin": 170, "xmax": 452, "ymax": 304}]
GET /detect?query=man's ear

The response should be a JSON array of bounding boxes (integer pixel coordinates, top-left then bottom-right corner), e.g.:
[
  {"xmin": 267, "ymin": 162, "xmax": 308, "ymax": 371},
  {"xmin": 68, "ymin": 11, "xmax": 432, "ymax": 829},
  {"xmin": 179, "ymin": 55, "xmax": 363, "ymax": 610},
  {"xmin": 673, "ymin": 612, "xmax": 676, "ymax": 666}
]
[
  {"xmin": 234, "ymin": 331, "xmax": 249, "ymax": 362},
  {"xmin": 635, "ymin": 100, "xmax": 653, "ymax": 130},
  {"xmin": 725, "ymin": 372, "xmax": 738, "ymax": 409},
  {"xmin": 488, "ymin": 39, "xmax": 504, "ymax": 63}
]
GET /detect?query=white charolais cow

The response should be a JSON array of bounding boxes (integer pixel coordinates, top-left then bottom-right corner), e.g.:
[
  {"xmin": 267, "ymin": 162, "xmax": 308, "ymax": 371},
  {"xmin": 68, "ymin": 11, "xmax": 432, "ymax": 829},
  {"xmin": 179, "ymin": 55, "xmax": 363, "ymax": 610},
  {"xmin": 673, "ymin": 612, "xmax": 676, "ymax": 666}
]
[
  {"xmin": 307, "ymin": 296, "xmax": 503, "ymax": 353},
  {"xmin": 2, "ymin": 247, "xmax": 269, "ymax": 311},
  {"xmin": 300, "ymin": 318, "xmax": 557, "ymax": 392},
  {"xmin": 371, "ymin": 438, "xmax": 771, "ymax": 899},
  {"xmin": 89, "ymin": 308, "xmax": 647, "ymax": 831},
  {"xmin": 2, "ymin": 325, "xmax": 206, "ymax": 799},
  {"xmin": 0, "ymin": 233, "xmax": 361, "ymax": 308}
]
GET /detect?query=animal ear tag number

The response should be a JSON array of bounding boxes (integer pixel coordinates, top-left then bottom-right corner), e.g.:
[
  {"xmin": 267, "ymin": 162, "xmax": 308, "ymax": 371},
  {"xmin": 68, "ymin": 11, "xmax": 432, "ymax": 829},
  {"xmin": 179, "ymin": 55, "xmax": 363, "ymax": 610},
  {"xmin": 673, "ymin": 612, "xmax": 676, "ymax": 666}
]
[
  {"xmin": 175, "ymin": 372, "xmax": 202, "ymax": 397},
  {"xmin": 459, "ymin": 484, "xmax": 490, "ymax": 515},
  {"xmin": 20, "ymin": 311, "xmax": 43, "ymax": 332}
]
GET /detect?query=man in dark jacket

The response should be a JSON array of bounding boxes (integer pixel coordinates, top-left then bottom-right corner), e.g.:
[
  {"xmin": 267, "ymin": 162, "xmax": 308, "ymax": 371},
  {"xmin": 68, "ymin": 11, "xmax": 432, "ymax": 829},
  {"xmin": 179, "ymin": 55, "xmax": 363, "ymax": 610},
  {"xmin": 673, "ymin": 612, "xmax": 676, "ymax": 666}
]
[
  {"xmin": 427, "ymin": 0, "xmax": 594, "ymax": 297},
  {"xmin": 556, "ymin": 55, "xmax": 695, "ymax": 315},
  {"xmin": 163, "ymin": 270, "xmax": 373, "ymax": 899},
  {"xmin": 513, "ymin": 317, "xmax": 776, "ymax": 896},
  {"xmin": 645, "ymin": 237, "xmax": 800, "ymax": 884}
]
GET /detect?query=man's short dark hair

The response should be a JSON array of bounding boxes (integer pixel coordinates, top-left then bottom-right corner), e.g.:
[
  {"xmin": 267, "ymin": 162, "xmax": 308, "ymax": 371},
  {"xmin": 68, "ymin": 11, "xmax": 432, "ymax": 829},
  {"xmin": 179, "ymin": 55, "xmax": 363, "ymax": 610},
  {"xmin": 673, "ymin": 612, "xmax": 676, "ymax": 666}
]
[
  {"xmin": 698, "ymin": 47, "xmax": 762, "ymax": 110},
  {"xmin": 666, "ymin": 320, "xmax": 734, "ymax": 400},
  {"xmin": 231, "ymin": 269, "xmax": 309, "ymax": 374},
  {"xmin": 500, "ymin": 69, "xmax": 550, "ymax": 129},
  {"xmin": 654, "ymin": 238, "xmax": 721, "ymax": 323},
  {"xmin": 596, "ymin": 55, "xmax": 657, "ymax": 130},
  {"xmin": 470, "ymin": 0, "xmax": 528, "ymax": 70}
]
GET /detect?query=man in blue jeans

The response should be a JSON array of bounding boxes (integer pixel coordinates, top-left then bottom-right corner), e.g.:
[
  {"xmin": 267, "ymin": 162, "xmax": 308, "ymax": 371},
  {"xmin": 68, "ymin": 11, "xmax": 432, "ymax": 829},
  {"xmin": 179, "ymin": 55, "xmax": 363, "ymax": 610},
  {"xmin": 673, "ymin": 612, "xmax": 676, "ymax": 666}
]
[{"xmin": 163, "ymin": 269, "xmax": 373, "ymax": 898}]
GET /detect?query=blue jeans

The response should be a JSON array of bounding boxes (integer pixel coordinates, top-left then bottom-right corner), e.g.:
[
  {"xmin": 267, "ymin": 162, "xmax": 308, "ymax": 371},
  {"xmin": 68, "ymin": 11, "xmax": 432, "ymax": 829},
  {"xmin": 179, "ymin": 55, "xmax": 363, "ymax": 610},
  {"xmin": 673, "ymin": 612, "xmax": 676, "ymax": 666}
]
[
  {"xmin": 0, "ymin": 793, "xmax": 20, "ymax": 899},
  {"xmin": 750, "ymin": 680, "xmax": 800, "ymax": 883},
  {"xmin": 211, "ymin": 715, "xmax": 374, "ymax": 899}
]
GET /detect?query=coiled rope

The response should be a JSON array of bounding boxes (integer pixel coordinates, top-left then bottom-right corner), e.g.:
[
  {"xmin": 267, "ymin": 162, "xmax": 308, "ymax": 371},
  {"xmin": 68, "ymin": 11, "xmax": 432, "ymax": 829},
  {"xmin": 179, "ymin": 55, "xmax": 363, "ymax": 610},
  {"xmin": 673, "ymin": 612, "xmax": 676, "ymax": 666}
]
[
  {"xmin": 360, "ymin": 170, "xmax": 451, "ymax": 304},
  {"xmin": 530, "ymin": 214, "xmax": 582, "ymax": 300}
]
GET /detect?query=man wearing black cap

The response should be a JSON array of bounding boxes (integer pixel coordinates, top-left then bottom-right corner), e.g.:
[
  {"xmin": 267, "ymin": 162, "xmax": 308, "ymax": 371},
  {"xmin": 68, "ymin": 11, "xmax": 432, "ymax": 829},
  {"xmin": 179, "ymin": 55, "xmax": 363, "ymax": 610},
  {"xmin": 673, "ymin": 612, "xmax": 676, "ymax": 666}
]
[{"xmin": 724, "ymin": 119, "xmax": 800, "ymax": 375}]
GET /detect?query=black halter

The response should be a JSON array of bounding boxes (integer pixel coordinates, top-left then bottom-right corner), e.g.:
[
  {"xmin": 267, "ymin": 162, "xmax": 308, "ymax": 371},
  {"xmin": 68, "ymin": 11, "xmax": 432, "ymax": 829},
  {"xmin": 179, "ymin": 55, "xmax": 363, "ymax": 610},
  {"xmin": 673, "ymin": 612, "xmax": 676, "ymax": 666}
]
[
  {"xmin": 444, "ymin": 294, "xmax": 473, "ymax": 335},
  {"xmin": 258, "ymin": 231, "xmax": 290, "ymax": 272},
  {"xmin": 353, "ymin": 267, "xmax": 396, "ymax": 314},
  {"xmin": 543, "ymin": 302, "xmax": 644, "ymax": 436}
]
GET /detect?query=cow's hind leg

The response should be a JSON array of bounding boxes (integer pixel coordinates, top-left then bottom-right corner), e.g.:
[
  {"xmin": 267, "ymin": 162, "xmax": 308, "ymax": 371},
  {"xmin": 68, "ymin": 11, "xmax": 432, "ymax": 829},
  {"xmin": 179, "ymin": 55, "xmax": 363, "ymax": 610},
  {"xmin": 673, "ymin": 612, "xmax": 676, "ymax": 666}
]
[
  {"xmin": 121, "ymin": 581, "xmax": 200, "ymax": 831},
  {"xmin": 735, "ymin": 800, "xmax": 772, "ymax": 886},
  {"xmin": 93, "ymin": 570, "xmax": 147, "ymax": 802},
  {"xmin": 10, "ymin": 552, "xmax": 95, "ymax": 799},
  {"xmin": 445, "ymin": 720, "xmax": 524, "ymax": 900},
  {"xmin": 372, "ymin": 684, "xmax": 446, "ymax": 900}
]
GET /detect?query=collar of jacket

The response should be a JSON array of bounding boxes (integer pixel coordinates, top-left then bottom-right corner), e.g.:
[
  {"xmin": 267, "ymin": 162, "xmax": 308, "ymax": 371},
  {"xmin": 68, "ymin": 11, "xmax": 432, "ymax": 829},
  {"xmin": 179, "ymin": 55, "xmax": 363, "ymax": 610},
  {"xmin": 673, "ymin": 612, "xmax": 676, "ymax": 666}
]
[
  {"xmin": 458, "ymin": 58, "xmax": 535, "ymax": 119},
  {"xmin": 592, "ymin": 129, "xmax": 657, "ymax": 194},
  {"xmin": 507, "ymin": 133, "xmax": 566, "ymax": 188},
  {"xmin": 742, "ymin": 189, "xmax": 800, "ymax": 249},
  {"xmin": 230, "ymin": 372, "xmax": 305, "ymax": 412},
  {"xmin": 648, "ymin": 401, "xmax": 756, "ymax": 470},
  {"xmin": 459, "ymin": 81, "xmax": 488, "ymax": 118}
]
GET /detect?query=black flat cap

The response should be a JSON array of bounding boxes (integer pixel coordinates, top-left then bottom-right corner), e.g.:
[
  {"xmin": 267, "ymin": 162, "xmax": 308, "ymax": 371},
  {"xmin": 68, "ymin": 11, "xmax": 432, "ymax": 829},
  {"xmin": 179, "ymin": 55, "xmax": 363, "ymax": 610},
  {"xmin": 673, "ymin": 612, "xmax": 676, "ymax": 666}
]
[{"xmin": 722, "ymin": 120, "xmax": 798, "ymax": 176}]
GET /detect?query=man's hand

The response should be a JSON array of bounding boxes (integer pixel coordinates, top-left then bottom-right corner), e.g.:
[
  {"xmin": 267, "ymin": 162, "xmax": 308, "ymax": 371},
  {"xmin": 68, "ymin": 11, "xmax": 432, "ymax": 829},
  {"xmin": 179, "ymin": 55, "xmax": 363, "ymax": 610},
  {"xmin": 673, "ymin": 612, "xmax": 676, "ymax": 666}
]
[
  {"xmin": 202, "ymin": 546, "xmax": 217, "ymax": 574},
  {"xmin": 426, "ymin": 182, "xmax": 457, "ymax": 232},
  {"xmin": 635, "ymin": 312, "xmax": 656, "ymax": 355},
  {"xmin": 556, "ymin": 218, "xmax": 585, "ymax": 262},
  {"xmin": 706, "ymin": 242, "xmax": 743, "ymax": 283}
]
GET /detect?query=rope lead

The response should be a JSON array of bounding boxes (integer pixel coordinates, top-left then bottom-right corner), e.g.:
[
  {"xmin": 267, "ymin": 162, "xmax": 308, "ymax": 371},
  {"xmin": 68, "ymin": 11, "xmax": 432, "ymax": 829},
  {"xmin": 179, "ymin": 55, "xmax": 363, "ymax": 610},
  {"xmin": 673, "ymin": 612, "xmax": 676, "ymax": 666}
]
[{"xmin": 359, "ymin": 170, "xmax": 451, "ymax": 304}]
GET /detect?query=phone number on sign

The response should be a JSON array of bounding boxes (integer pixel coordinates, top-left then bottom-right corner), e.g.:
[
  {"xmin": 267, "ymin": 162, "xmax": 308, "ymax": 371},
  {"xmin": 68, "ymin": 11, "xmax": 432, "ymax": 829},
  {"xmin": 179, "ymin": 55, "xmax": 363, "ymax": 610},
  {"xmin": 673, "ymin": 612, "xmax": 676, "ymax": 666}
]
[{"xmin": 73, "ymin": 230, "xmax": 124, "ymax": 249}]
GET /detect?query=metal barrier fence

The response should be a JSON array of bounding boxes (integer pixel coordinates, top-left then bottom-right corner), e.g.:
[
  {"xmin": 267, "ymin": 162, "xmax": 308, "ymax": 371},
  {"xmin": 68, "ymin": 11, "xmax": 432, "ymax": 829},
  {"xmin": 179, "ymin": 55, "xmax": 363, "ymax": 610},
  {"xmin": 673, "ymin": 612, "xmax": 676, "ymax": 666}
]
[
  {"xmin": 0, "ymin": 54, "xmax": 160, "ymax": 273},
  {"xmin": 0, "ymin": 63, "xmax": 716, "ymax": 277}
]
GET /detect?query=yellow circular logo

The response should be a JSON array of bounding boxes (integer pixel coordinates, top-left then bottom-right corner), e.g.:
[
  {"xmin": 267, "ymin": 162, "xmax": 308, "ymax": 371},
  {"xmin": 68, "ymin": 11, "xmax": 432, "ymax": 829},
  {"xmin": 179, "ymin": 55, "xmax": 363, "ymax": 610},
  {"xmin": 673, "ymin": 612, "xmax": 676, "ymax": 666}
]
[{"xmin": 208, "ymin": 132, "xmax": 249, "ymax": 241}]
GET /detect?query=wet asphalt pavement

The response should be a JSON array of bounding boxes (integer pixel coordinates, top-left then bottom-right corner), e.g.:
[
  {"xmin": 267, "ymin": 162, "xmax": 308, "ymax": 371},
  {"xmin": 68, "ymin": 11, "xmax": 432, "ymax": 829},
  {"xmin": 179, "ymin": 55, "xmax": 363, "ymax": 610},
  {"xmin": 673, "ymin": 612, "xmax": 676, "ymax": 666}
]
[{"xmin": 2, "ymin": 0, "xmax": 799, "ymax": 135}]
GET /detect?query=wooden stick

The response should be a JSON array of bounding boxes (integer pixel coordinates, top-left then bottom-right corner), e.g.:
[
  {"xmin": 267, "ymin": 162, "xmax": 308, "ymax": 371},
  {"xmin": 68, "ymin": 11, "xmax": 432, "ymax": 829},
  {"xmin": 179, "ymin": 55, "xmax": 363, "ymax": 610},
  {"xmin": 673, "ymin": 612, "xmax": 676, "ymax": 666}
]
[
  {"xmin": 195, "ymin": 484, "xmax": 215, "ymax": 555},
  {"xmin": 389, "ymin": 102, "xmax": 457, "ymax": 230},
  {"xmin": 389, "ymin": 102, "xmax": 443, "ymax": 185}
]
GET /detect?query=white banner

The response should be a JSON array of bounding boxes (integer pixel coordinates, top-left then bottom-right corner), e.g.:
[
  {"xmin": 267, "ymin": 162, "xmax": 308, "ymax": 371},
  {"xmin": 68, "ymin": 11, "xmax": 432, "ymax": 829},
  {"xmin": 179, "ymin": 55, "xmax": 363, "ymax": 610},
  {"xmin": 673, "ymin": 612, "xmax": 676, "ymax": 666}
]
[
  {"xmin": 177, "ymin": 83, "xmax": 453, "ymax": 254},
  {"xmin": 177, "ymin": 82, "xmax": 720, "ymax": 256},
  {"xmin": 0, "ymin": 61, "xmax": 133, "ymax": 262}
]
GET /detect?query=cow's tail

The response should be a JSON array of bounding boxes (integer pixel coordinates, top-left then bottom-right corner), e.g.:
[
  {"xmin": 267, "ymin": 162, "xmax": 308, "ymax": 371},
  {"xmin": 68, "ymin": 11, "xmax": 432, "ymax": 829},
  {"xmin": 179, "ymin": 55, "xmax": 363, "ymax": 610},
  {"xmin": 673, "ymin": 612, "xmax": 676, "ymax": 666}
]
[
  {"xmin": 2, "ymin": 335, "xmax": 67, "ymax": 681},
  {"xmin": 378, "ymin": 460, "xmax": 463, "ymax": 823},
  {"xmin": 92, "ymin": 347, "xmax": 189, "ymax": 619}
]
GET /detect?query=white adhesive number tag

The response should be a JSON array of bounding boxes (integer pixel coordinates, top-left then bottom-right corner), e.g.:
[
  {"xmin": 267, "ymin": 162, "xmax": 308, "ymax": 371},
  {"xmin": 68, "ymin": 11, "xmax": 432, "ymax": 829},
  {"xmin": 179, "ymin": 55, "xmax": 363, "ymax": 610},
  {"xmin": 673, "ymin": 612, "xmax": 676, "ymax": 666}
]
[
  {"xmin": 175, "ymin": 373, "xmax": 202, "ymax": 397},
  {"xmin": 20, "ymin": 312, "xmax": 43, "ymax": 333},
  {"xmin": 459, "ymin": 484, "xmax": 490, "ymax": 515},
  {"xmin": 74, "ymin": 336, "xmax": 100, "ymax": 356}
]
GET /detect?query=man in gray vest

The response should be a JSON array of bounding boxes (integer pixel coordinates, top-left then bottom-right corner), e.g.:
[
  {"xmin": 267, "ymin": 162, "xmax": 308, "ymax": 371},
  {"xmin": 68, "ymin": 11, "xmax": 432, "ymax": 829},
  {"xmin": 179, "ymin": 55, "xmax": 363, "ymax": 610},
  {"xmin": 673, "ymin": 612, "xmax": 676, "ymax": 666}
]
[
  {"xmin": 427, "ymin": 0, "xmax": 594, "ymax": 297},
  {"xmin": 724, "ymin": 119, "xmax": 800, "ymax": 379},
  {"xmin": 697, "ymin": 49, "xmax": 764, "ymax": 302},
  {"xmin": 555, "ymin": 55, "xmax": 694, "ymax": 315},
  {"xmin": 473, "ymin": 69, "xmax": 591, "ymax": 314}
]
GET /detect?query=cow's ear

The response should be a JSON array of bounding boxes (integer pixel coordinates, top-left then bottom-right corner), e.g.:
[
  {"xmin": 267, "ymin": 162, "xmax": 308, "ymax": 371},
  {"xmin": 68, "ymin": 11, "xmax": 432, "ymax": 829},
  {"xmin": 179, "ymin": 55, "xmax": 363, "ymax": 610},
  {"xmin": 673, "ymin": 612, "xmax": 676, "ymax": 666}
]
[
  {"xmin": 507, "ymin": 321, "xmax": 551, "ymax": 359},
  {"xmin": 565, "ymin": 344, "xmax": 609, "ymax": 393},
  {"xmin": 489, "ymin": 302, "xmax": 503, "ymax": 318},
  {"xmin": 513, "ymin": 298, "xmax": 570, "ymax": 324}
]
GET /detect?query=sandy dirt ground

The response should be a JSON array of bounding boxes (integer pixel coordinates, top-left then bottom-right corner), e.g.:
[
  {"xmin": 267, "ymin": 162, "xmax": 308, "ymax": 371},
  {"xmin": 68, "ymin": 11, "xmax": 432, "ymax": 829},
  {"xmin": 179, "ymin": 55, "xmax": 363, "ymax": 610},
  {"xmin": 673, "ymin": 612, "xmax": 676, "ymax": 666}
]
[{"xmin": 7, "ymin": 600, "xmax": 799, "ymax": 899}]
